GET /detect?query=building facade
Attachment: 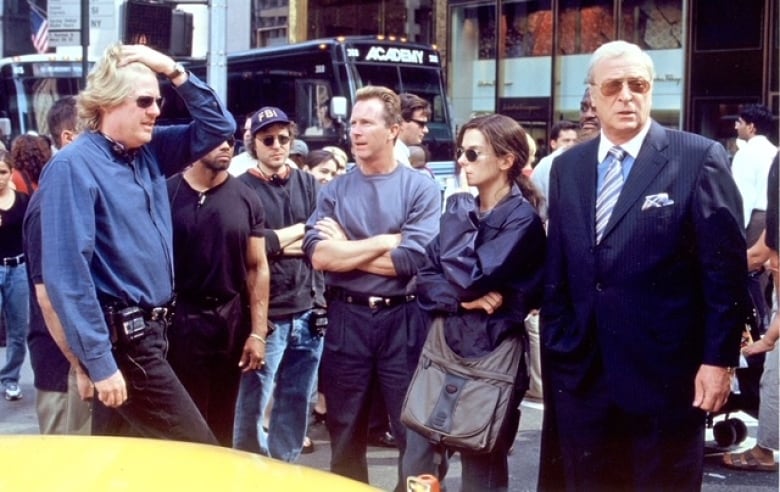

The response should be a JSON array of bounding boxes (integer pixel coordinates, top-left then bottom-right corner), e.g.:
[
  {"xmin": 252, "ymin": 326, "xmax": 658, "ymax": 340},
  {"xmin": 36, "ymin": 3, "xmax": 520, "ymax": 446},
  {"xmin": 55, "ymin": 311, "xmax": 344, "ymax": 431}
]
[
  {"xmin": 3, "ymin": 0, "xmax": 775, "ymax": 147},
  {"xmin": 447, "ymin": 0, "xmax": 778, "ymax": 147}
]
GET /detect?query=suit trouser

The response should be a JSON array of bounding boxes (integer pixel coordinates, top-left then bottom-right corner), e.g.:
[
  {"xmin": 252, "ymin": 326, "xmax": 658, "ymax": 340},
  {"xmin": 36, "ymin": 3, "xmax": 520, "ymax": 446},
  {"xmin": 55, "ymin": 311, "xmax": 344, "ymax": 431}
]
[
  {"xmin": 321, "ymin": 298, "xmax": 426, "ymax": 492},
  {"xmin": 91, "ymin": 318, "xmax": 218, "ymax": 445},
  {"xmin": 551, "ymin": 375, "xmax": 705, "ymax": 492}
]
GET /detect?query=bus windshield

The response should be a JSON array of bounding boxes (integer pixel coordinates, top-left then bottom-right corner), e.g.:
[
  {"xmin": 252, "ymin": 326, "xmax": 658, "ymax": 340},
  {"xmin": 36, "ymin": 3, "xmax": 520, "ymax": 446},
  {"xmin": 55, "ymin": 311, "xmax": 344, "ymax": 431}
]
[
  {"xmin": 0, "ymin": 60, "xmax": 85, "ymax": 141},
  {"xmin": 352, "ymin": 63, "xmax": 448, "ymax": 126}
]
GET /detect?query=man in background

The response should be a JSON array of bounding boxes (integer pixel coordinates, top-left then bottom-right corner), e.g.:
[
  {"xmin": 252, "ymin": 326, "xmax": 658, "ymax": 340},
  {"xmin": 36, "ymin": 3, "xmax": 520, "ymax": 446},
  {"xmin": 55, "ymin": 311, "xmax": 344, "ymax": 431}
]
[
  {"xmin": 394, "ymin": 93, "xmax": 431, "ymax": 167},
  {"xmin": 24, "ymin": 96, "xmax": 92, "ymax": 434},
  {"xmin": 233, "ymin": 107, "xmax": 324, "ymax": 462},
  {"xmin": 167, "ymin": 137, "xmax": 270, "ymax": 446}
]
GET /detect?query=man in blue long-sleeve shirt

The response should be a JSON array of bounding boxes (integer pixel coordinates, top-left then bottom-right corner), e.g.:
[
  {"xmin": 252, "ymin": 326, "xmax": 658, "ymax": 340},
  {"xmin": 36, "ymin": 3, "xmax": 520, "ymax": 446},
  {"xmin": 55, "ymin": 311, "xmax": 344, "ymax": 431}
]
[{"xmin": 38, "ymin": 44, "xmax": 250, "ymax": 443}]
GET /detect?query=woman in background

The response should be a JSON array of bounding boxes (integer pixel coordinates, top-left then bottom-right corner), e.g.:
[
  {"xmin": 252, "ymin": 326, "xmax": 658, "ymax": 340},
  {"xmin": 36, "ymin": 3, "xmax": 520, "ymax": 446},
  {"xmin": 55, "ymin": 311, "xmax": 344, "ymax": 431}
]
[
  {"xmin": 10, "ymin": 134, "xmax": 52, "ymax": 194},
  {"xmin": 0, "ymin": 149, "xmax": 30, "ymax": 401}
]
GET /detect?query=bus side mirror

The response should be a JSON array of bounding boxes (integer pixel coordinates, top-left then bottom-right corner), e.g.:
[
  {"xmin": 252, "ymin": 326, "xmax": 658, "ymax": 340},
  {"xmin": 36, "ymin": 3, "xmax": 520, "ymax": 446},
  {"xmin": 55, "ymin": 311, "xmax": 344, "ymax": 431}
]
[
  {"xmin": 330, "ymin": 97, "xmax": 347, "ymax": 120},
  {"xmin": 0, "ymin": 117, "xmax": 10, "ymax": 146}
]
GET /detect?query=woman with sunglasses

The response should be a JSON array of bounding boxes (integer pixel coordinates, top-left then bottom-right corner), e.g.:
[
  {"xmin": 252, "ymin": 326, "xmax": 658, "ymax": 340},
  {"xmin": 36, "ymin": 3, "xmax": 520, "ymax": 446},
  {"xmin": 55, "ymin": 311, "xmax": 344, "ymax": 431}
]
[{"xmin": 403, "ymin": 114, "xmax": 546, "ymax": 490}]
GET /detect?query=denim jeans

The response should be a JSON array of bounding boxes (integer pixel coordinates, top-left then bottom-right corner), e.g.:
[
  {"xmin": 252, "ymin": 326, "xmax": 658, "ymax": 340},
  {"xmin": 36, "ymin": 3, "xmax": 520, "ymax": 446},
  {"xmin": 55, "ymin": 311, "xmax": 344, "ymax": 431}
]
[
  {"xmin": 0, "ymin": 263, "xmax": 29, "ymax": 386},
  {"xmin": 233, "ymin": 309, "xmax": 323, "ymax": 461},
  {"xmin": 90, "ymin": 318, "xmax": 218, "ymax": 445}
]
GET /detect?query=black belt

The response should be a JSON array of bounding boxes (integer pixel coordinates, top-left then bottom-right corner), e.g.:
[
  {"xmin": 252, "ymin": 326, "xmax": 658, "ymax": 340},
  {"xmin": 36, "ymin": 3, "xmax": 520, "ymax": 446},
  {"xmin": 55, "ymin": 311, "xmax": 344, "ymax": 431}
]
[
  {"xmin": 2, "ymin": 254, "xmax": 25, "ymax": 267},
  {"xmin": 328, "ymin": 288, "xmax": 416, "ymax": 309}
]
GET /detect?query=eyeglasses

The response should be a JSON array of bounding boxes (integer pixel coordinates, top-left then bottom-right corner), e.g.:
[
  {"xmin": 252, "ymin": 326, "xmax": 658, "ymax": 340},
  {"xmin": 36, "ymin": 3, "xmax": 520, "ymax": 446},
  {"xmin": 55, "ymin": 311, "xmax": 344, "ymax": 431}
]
[
  {"xmin": 257, "ymin": 134, "xmax": 291, "ymax": 147},
  {"xmin": 456, "ymin": 148, "xmax": 482, "ymax": 163},
  {"xmin": 594, "ymin": 77, "xmax": 651, "ymax": 97},
  {"xmin": 225, "ymin": 137, "xmax": 236, "ymax": 147},
  {"xmin": 135, "ymin": 96, "xmax": 163, "ymax": 109},
  {"xmin": 409, "ymin": 118, "xmax": 428, "ymax": 129}
]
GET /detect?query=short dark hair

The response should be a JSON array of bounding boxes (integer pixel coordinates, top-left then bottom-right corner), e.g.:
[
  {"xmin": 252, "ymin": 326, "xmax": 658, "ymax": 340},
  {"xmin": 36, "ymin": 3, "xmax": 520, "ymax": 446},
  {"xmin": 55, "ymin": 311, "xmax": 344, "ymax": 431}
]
[
  {"xmin": 399, "ymin": 93, "xmax": 431, "ymax": 122},
  {"xmin": 550, "ymin": 120, "xmax": 579, "ymax": 141},
  {"xmin": 739, "ymin": 104, "xmax": 774, "ymax": 135},
  {"xmin": 47, "ymin": 96, "xmax": 77, "ymax": 148}
]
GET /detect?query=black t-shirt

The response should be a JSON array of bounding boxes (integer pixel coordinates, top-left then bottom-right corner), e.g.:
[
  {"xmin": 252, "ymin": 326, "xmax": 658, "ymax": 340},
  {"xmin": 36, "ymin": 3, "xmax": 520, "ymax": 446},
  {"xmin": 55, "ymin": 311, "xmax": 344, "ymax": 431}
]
[
  {"xmin": 766, "ymin": 153, "xmax": 779, "ymax": 251},
  {"xmin": 0, "ymin": 190, "xmax": 29, "ymax": 258},
  {"xmin": 239, "ymin": 168, "xmax": 321, "ymax": 316},
  {"xmin": 24, "ymin": 191, "xmax": 70, "ymax": 392},
  {"xmin": 167, "ymin": 174, "xmax": 265, "ymax": 300}
]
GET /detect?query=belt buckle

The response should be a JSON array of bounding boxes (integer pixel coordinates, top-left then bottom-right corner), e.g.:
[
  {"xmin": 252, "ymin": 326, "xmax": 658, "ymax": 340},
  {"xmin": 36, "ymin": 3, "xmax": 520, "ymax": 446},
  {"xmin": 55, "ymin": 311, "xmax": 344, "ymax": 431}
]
[
  {"xmin": 367, "ymin": 296, "xmax": 384, "ymax": 309},
  {"xmin": 150, "ymin": 307, "xmax": 168, "ymax": 321}
]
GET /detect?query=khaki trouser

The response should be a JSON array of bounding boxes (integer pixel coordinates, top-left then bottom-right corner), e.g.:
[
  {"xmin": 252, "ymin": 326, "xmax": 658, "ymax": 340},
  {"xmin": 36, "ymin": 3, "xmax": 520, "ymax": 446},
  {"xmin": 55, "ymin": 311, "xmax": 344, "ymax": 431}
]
[
  {"xmin": 525, "ymin": 311, "xmax": 543, "ymax": 400},
  {"xmin": 35, "ymin": 367, "xmax": 91, "ymax": 435}
]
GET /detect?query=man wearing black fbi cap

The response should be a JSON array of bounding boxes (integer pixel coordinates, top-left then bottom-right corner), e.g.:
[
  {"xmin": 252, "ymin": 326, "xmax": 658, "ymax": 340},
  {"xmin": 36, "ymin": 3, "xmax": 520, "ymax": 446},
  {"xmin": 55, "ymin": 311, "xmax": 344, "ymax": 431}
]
[{"xmin": 233, "ymin": 107, "xmax": 325, "ymax": 462}]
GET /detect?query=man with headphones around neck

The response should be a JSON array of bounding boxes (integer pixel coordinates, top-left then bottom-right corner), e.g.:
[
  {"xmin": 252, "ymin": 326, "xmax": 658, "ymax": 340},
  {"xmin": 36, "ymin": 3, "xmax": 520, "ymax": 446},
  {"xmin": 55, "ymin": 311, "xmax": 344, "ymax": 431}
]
[
  {"xmin": 37, "ymin": 43, "xmax": 236, "ymax": 444},
  {"xmin": 233, "ymin": 107, "xmax": 325, "ymax": 462}
]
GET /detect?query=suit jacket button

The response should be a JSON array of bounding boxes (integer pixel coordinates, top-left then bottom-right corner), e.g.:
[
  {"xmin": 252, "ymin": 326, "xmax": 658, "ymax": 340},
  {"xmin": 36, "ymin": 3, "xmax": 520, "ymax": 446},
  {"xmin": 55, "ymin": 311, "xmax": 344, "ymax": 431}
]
[{"xmin": 595, "ymin": 282, "xmax": 603, "ymax": 292}]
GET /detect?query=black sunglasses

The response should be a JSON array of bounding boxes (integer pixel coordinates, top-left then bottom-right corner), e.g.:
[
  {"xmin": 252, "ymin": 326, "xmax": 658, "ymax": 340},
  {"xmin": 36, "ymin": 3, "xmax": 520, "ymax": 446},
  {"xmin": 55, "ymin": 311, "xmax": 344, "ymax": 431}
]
[
  {"xmin": 258, "ymin": 134, "xmax": 291, "ymax": 147},
  {"xmin": 595, "ymin": 77, "xmax": 651, "ymax": 97},
  {"xmin": 456, "ymin": 148, "xmax": 482, "ymax": 163},
  {"xmin": 226, "ymin": 136, "xmax": 236, "ymax": 147},
  {"xmin": 135, "ymin": 96, "xmax": 163, "ymax": 109},
  {"xmin": 409, "ymin": 118, "xmax": 428, "ymax": 128}
]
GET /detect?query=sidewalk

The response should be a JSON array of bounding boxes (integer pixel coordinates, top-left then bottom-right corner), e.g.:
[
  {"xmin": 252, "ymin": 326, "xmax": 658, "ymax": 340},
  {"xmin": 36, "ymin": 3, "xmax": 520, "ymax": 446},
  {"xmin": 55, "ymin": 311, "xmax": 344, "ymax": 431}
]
[{"xmin": 1, "ymin": 346, "xmax": 778, "ymax": 491}]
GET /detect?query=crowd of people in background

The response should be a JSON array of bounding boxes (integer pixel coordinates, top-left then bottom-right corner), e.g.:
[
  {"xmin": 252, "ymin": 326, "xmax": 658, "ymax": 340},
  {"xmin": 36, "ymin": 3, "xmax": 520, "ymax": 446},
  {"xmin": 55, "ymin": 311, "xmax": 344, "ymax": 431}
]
[{"xmin": 0, "ymin": 39, "xmax": 777, "ymax": 492}]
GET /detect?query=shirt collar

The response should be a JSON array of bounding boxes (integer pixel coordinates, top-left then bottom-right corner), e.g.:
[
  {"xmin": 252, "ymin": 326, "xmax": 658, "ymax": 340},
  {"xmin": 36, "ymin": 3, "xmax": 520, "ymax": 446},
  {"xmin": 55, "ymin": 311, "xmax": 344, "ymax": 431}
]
[{"xmin": 597, "ymin": 119, "xmax": 652, "ymax": 162}]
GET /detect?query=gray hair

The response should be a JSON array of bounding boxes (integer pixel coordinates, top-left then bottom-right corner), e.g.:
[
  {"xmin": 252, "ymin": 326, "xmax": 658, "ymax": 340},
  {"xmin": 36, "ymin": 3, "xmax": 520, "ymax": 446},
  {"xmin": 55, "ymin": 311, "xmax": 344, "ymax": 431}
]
[{"xmin": 586, "ymin": 40, "xmax": 655, "ymax": 84}]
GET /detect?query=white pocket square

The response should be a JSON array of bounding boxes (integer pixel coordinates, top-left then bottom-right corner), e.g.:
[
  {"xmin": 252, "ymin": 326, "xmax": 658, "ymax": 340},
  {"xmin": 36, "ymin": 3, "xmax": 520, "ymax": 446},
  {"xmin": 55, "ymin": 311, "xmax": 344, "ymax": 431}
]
[{"xmin": 641, "ymin": 193, "xmax": 674, "ymax": 211}]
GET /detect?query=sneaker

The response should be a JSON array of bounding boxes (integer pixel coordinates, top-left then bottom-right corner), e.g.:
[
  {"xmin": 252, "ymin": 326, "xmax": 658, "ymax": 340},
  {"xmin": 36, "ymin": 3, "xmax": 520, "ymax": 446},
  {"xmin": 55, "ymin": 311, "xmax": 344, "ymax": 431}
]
[{"xmin": 4, "ymin": 383, "xmax": 22, "ymax": 401}]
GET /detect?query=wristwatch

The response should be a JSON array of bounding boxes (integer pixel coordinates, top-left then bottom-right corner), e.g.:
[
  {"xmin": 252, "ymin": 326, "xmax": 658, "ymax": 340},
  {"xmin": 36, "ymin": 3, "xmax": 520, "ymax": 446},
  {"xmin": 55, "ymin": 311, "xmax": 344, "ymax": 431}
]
[{"xmin": 166, "ymin": 62, "xmax": 185, "ymax": 80}]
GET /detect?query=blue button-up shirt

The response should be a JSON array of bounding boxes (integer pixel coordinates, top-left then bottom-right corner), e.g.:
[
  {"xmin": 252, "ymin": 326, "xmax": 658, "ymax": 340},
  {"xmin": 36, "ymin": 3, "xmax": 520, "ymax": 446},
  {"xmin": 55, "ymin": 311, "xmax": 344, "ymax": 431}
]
[{"xmin": 39, "ymin": 74, "xmax": 235, "ymax": 381}]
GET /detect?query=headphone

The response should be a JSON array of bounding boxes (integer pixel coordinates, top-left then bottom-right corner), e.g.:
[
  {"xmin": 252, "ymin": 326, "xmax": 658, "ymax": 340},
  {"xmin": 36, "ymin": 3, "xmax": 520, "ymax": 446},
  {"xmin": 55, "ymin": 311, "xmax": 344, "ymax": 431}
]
[
  {"xmin": 253, "ymin": 164, "xmax": 291, "ymax": 185},
  {"xmin": 102, "ymin": 133, "xmax": 138, "ymax": 162}
]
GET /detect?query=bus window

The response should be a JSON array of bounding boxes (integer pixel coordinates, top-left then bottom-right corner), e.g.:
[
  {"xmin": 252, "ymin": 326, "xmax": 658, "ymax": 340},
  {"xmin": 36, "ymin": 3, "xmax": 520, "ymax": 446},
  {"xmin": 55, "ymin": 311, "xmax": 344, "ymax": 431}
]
[
  {"xmin": 300, "ymin": 80, "xmax": 336, "ymax": 137},
  {"xmin": 352, "ymin": 64, "xmax": 400, "ymax": 92},
  {"xmin": 227, "ymin": 70, "xmax": 297, "ymax": 125},
  {"xmin": 398, "ymin": 66, "xmax": 447, "ymax": 124}
]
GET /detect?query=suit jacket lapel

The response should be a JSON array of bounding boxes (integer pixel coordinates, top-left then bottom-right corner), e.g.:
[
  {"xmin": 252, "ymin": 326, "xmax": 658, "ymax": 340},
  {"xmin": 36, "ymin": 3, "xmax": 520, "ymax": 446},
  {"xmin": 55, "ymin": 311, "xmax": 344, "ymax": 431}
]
[{"xmin": 600, "ymin": 122, "xmax": 669, "ymax": 242}]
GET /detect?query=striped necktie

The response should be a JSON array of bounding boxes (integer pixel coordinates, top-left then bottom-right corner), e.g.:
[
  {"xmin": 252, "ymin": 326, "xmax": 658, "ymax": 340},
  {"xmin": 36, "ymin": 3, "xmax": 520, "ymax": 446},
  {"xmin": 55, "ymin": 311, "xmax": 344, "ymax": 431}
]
[{"xmin": 595, "ymin": 146, "xmax": 627, "ymax": 243}]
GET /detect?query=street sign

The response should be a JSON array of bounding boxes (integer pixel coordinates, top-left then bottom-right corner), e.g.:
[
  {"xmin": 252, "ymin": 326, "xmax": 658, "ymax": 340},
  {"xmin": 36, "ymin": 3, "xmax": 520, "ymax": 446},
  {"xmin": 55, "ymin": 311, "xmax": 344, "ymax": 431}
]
[{"xmin": 48, "ymin": 0, "xmax": 116, "ymax": 47}]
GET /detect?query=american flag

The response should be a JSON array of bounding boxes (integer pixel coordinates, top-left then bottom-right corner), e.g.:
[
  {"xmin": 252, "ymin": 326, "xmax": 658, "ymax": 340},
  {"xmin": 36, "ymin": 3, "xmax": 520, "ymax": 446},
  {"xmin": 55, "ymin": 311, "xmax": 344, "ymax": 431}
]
[{"xmin": 29, "ymin": 4, "xmax": 49, "ymax": 54}]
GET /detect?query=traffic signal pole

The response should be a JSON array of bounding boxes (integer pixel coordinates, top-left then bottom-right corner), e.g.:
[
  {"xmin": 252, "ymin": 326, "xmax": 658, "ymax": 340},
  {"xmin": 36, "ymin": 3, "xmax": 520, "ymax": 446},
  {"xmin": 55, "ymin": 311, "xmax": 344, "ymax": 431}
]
[{"xmin": 207, "ymin": 0, "xmax": 227, "ymax": 104}]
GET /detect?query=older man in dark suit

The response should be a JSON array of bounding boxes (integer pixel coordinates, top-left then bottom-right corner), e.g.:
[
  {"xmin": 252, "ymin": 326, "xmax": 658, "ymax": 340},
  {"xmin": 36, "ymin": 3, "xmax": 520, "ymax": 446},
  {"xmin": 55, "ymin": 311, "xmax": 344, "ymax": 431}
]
[{"xmin": 540, "ymin": 40, "xmax": 748, "ymax": 490}]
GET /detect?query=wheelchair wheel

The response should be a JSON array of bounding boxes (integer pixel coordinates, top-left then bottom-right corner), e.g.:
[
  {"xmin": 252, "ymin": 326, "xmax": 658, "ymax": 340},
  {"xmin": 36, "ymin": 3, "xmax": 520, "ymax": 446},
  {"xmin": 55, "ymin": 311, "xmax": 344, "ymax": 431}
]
[
  {"xmin": 713, "ymin": 418, "xmax": 748, "ymax": 447},
  {"xmin": 726, "ymin": 418, "xmax": 748, "ymax": 444}
]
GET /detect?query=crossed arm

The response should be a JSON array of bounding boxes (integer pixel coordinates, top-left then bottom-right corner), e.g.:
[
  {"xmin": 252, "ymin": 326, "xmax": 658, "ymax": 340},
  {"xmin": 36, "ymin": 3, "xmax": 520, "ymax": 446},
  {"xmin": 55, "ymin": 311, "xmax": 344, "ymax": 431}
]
[{"xmin": 309, "ymin": 217, "xmax": 401, "ymax": 276}]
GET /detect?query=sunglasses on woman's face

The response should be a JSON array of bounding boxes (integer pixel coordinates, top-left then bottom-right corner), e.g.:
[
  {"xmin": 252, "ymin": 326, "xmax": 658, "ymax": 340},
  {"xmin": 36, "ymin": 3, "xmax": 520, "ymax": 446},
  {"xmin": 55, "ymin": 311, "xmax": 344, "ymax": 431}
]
[
  {"xmin": 456, "ymin": 147, "xmax": 482, "ymax": 163},
  {"xmin": 258, "ymin": 135, "xmax": 291, "ymax": 147},
  {"xmin": 135, "ymin": 96, "xmax": 163, "ymax": 109},
  {"xmin": 594, "ymin": 77, "xmax": 651, "ymax": 97}
]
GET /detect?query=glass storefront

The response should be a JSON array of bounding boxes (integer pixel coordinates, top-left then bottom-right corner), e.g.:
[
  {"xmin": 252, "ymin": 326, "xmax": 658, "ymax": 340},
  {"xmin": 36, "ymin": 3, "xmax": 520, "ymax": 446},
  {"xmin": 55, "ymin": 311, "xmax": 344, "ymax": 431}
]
[{"xmin": 449, "ymin": 0, "xmax": 684, "ymax": 142}]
